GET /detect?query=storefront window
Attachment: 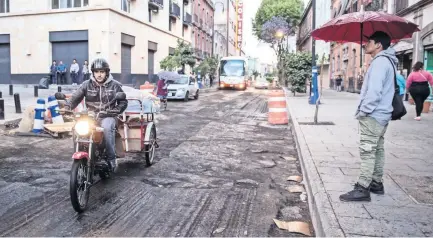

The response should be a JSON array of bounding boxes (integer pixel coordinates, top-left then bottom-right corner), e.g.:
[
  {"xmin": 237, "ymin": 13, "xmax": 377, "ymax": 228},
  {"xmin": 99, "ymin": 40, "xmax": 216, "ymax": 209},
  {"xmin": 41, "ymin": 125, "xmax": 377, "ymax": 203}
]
[{"xmin": 424, "ymin": 50, "xmax": 433, "ymax": 73}]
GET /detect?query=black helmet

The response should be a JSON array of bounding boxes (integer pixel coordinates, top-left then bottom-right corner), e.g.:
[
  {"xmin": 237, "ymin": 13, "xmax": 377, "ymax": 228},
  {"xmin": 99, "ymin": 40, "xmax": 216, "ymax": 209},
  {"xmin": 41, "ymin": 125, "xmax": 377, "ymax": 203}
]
[{"xmin": 91, "ymin": 58, "xmax": 110, "ymax": 75}]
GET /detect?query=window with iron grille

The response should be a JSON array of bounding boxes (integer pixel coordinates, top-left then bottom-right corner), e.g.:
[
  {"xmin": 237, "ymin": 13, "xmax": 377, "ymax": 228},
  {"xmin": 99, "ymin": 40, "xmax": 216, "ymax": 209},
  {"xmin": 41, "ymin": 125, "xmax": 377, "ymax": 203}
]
[
  {"xmin": 352, "ymin": 1, "xmax": 357, "ymax": 12},
  {"xmin": 332, "ymin": 58, "xmax": 335, "ymax": 72},
  {"xmin": 365, "ymin": 0, "xmax": 384, "ymax": 11},
  {"xmin": 52, "ymin": 0, "xmax": 89, "ymax": 9},
  {"xmin": 121, "ymin": 0, "xmax": 130, "ymax": 12},
  {"xmin": 337, "ymin": 55, "xmax": 341, "ymax": 71},
  {"xmin": 0, "ymin": 0, "xmax": 9, "ymax": 13},
  {"xmin": 395, "ymin": 0, "xmax": 408, "ymax": 13},
  {"xmin": 352, "ymin": 49, "xmax": 357, "ymax": 76}
]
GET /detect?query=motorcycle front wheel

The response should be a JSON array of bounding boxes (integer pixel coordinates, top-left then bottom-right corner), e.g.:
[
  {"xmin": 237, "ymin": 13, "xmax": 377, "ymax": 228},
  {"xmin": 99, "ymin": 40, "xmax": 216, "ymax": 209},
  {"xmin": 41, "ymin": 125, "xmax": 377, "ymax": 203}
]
[
  {"xmin": 70, "ymin": 159, "xmax": 90, "ymax": 213},
  {"xmin": 144, "ymin": 124, "xmax": 157, "ymax": 167}
]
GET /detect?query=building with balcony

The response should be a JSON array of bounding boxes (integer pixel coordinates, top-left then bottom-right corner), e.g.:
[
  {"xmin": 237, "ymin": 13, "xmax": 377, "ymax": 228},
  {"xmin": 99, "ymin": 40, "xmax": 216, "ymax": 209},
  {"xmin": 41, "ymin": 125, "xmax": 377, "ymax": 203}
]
[
  {"xmin": 213, "ymin": 28, "xmax": 227, "ymax": 58},
  {"xmin": 329, "ymin": 0, "xmax": 388, "ymax": 93},
  {"xmin": 297, "ymin": 0, "xmax": 332, "ymax": 89},
  {"xmin": 213, "ymin": 0, "xmax": 237, "ymax": 57},
  {"xmin": 0, "ymin": 0, "xmax": 193, "ymax": 85},
  {"xmin": 390, "ymin": 0, "xmax": 433, "ymax": 76},
  {"xmin": 191, "ymin": 0, "xmax": 214, "ymax": 62}
]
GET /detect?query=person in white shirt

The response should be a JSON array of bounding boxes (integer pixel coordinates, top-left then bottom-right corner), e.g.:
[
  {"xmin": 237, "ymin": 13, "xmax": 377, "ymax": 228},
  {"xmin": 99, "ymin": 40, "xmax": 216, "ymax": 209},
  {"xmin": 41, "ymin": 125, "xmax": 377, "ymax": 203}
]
[
  {"xmin": 70, "ymin": 59, "xmax": 80, "ymax": 85},
  {"xmin": 82, "ymin": 60, "xmax": 89, "ymax": 82}
]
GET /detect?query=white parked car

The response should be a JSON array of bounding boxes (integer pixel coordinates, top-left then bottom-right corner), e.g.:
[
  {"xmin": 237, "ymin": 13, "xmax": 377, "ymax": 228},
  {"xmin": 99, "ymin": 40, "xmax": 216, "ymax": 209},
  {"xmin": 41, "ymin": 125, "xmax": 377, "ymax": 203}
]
[
  {"xmin": 167, "ymin": 75, "xmax": 199, "ymax": 101},
  {"xmin": 254, "ymin": 78, "xmax": 270, "ymax": 89}
]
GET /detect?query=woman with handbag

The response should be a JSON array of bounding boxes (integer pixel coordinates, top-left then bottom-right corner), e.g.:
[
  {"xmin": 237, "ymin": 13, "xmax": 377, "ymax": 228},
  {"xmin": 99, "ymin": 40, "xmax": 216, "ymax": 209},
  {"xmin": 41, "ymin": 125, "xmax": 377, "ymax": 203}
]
[{"xmin": 406, "ymin": 62, "xmax": 433, "ymax": 120}]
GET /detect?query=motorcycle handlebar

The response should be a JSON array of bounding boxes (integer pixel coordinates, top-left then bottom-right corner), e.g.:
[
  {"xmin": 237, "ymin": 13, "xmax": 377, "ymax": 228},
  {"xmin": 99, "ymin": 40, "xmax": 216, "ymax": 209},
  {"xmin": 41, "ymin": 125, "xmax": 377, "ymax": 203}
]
[
  {"xmin": 56, "ymin": 108, "xmax": 121, "ymax": 118},
  {"xmin": 97, "ymin": 110, "xmax": 121, "ymax": 119}
]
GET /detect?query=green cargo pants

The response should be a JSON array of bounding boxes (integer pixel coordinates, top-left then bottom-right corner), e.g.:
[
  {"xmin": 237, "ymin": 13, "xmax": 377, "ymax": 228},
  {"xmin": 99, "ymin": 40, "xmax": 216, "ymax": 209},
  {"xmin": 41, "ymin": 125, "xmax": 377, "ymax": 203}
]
[{"xmin": 357, "ymin": 116, "xmax": 388, "ymax": 188}]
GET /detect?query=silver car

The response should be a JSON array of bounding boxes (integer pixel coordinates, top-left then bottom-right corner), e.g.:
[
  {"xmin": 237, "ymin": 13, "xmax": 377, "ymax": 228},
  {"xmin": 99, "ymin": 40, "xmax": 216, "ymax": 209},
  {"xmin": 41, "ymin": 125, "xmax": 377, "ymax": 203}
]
[{"xmin": 254, "ymin": 79, "xmax": 270, "ymax": 89}]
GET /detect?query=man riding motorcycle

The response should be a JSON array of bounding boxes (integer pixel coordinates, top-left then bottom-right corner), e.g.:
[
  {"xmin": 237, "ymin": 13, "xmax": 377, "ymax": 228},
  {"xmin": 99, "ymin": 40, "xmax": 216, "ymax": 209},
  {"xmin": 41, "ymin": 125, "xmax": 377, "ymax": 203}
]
[{"xmin": 62, "ymin": 58, "xmax": 128, "ymax": 172}]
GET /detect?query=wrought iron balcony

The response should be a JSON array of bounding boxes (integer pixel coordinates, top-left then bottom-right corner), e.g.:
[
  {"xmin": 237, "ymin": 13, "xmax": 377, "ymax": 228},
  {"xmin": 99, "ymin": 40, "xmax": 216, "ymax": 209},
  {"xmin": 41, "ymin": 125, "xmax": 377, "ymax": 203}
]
[
  {"xmin": 169, "ymin": 2, "xmax": 181, "ymax": 19},
  {"xmin": 194, "ymin": 48, "xmax": 204, "ymax": 59},
  {"xmin": 205, "ymin": 26, "xmax": 213, "ymax": 36},
  {"xmin": 149, "ymin": 0, "xmax": 163, "ymax": 11},
  {"xmin": 193, "ymin": 14, "xmax": 199, "ymax": 26},
  {"xmin": 395, "ymin": 0, "xmax": 408, "ymax": 13},
  {"xmin": 365, "ymin": 0, "xmax": 385, "ymax": 11},
  {"xmin": 183, "ymin": 12, "xmax": 192, "ymax": 26}
]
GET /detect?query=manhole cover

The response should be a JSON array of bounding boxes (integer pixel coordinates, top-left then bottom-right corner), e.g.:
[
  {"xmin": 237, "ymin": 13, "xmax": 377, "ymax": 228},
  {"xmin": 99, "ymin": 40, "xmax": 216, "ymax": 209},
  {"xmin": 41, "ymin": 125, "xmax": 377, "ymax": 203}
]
[
  {"xmin": 298, "ymin": 121, "xmax": 335, "ymax": 125},
  {"xmin": 391, "ymin": 174, "xmax": 433, "ymax": 204}
]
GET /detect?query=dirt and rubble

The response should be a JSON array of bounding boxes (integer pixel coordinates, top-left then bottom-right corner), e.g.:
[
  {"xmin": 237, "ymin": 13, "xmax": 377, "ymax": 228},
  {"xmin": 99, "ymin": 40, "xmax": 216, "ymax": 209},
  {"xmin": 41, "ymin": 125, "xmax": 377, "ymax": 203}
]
[{"xmin": 0, "ymin": 89, "xmax": 313, "ymax": 237}]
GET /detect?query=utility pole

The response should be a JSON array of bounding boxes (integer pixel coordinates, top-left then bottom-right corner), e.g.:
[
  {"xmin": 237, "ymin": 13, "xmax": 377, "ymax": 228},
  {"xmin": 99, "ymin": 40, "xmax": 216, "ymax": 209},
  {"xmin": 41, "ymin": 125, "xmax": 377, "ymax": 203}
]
[
  {"xmin": 226, "ymin": 0, "xmax": 230, "ymax": 57},
  {"xmin": 309, "ymin": 0, "xmax": 319, "ymax": 104},
  {"xmin": 312, "ymin": 0, "xmax": 316, "ymax": 68},
  {"xmin": 211, "ymin": 24, "xmax": 215, "ymax": 56}
]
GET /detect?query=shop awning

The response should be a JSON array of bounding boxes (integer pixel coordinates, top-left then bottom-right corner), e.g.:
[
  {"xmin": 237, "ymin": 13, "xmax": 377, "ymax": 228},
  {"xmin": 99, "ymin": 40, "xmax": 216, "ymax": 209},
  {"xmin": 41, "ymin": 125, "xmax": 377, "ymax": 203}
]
[{"xmin": 392, "ymin": 39, "xmax": 413, "ymax": 54}]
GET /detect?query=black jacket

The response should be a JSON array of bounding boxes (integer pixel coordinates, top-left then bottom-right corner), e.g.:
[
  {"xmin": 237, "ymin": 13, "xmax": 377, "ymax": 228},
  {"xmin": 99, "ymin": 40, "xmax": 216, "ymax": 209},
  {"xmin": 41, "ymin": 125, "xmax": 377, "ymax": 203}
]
[{"xmin": 66, "ymin": 74, "xmax": 128, "ymax": 114}]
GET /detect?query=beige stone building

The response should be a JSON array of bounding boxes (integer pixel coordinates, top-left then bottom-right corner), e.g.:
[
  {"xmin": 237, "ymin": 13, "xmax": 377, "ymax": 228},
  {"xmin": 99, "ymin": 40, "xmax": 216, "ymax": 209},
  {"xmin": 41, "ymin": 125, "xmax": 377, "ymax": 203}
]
[
  {"xmin": 297, "ymin": 0, "xmax": 332, "ymax": 89},
  {"xmin": 391, "ymin": 0, "xmax": 433, "ymax": 76},
  {"xmin": 0, "ymin": 0, "xmax": 195, "ymax": 85}
]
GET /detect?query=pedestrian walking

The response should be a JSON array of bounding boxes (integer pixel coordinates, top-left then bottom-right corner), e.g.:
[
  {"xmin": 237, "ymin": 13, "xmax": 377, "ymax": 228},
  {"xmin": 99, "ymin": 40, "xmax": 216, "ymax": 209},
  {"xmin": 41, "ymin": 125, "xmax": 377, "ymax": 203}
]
[
  {"xmin": 340, "ymin": 31, "xmax": 396, "ymax": 202},
  {"xmin": 406, "ymin": 62, "xmax": 433, "ymax": 121},
  {"xmin": 70, "ymin": 59, "xmax": 80, "ymax": 85},
  {"xmin": 49, "ymin": 60, "xmax": 57, "ymax": 85},
  {"xmin": 336, "ymin": 75, "xmax": 343, "ymax": 92},
  {"xmin": 57, "ymin": 61, "xmax": 67, "ymax": 85},
  {"xmin": 396, "ymin": 70, "xmax": 406, "ymax": 101},
  {"xmin": 82, "ymin": 60, "xmax": 90, "ymax": 83},
  {"xmin": 210, "ymin": 74, "xmax": 214, "ymax": 87}
]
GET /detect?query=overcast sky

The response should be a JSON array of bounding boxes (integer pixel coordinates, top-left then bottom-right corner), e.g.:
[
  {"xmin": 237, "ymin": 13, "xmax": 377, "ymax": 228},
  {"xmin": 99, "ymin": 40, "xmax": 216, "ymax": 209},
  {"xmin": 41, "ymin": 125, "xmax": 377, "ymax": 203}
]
[{"xmin": 243, "ymin": 0, "xmax": 277, "ymax": 64}]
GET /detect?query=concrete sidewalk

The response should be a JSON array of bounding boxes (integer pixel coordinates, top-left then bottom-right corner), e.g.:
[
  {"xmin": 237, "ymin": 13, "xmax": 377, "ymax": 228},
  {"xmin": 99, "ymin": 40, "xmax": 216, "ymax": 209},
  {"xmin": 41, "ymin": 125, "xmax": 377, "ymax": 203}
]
[
  {"xmin": 285, "ymin": 89, "xmax": 433, "ymax": 237},
  {"xmin": 0, "ymin": 85, "xmax": 61, "ymax": 125}
]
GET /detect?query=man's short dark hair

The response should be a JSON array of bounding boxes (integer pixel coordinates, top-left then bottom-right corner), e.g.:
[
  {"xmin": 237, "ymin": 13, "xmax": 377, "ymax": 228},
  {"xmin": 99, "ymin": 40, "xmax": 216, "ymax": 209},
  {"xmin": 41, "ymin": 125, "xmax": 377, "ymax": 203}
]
[{"xmin": 368, "ymin": 31, "xmax": 391, "ymax": 50}]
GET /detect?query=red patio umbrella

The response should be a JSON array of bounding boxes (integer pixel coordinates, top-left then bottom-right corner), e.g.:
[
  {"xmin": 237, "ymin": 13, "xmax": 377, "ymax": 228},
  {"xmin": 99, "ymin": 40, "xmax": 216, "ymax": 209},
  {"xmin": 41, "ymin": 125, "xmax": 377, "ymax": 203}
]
[{"xmin": 311, "ymin": 10, "xmax": 420, "ymax": 66}]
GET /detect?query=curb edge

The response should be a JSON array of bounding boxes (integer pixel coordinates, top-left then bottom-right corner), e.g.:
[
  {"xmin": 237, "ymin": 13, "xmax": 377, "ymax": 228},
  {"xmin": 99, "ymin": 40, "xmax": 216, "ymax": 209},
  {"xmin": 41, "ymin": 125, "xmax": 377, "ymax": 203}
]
[{"xmin": 283, "ymin": 87, "xmax": 345, "ymax": 237}]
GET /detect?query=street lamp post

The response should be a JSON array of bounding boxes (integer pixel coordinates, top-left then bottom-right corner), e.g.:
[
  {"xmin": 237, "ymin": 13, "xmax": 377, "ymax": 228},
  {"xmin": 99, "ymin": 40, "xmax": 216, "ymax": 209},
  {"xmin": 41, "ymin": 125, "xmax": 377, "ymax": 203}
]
[
  {"xmin": 309, "ymin": 0, "xmax": 319, "ymax": 105},
  {"xmin": 275, "ymin": 30, "xmax": 285, "ymax": 87}
]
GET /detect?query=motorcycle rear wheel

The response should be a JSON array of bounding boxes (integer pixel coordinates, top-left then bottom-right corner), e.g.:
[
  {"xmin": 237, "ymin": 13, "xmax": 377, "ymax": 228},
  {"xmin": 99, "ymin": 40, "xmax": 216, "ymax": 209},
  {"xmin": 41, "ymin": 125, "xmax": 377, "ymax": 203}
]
[{"xmin": 70, "ymin": 159, "xmax": 90, "ymax": 213}]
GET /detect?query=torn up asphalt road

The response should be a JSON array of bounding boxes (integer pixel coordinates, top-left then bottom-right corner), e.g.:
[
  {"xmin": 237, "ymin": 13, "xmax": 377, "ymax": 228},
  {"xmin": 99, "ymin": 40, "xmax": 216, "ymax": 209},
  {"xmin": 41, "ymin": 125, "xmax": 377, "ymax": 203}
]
[{"xmin": 0, "ymin": 89, "xmax": 313, "ymax": 237}]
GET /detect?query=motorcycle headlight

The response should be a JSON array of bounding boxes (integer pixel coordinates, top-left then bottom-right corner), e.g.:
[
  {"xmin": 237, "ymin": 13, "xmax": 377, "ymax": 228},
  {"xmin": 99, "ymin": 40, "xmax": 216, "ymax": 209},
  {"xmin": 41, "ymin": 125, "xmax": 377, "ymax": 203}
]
[{"xmin": 75, "ymin": 121, "xmax": 90, "ymax": 136}]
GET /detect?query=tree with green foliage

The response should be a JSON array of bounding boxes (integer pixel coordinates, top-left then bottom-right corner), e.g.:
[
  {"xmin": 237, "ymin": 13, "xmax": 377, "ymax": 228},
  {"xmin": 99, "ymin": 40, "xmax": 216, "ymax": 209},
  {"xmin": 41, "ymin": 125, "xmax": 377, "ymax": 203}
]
[
  {"xmin": 253, "ymin": 0, "xmax": 302, "ymax": 85},
  {"xmin": 284, "ymin": 52, "xmax": 311, "ymax": 95},
  {"xmin": 194, "ymin": 61, "xmax": 210, "ymax": 75},
  {"xmin": 253, "ymin": 0, "xmax": 302, "ymax": 42},
  {"xmin": 160, "ymin": 55, "xmax": 178, "ymax": 71},
  {"xmin": 194, "ymin": 56, "xmax": 218, "ymax": 77},
  {"xmin": 159, "ymin": 39, "xmax": 196, "ymax": 72},
  {"xmin": 252, "ymin": 70, "xmax": 259, "ymax": 80}
]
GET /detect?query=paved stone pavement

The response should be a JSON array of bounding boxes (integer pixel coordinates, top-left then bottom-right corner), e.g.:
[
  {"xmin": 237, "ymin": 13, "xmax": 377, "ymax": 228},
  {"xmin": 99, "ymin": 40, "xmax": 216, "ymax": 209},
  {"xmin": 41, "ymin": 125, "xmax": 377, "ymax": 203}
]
[
  {"xmin": 0, "ymin": 85, "xmax": 63, "ymax": 124},
  {"xmin": 285, "ymin": 88, "xmax": 433, "ymax": 237},
  {"xmin": 0, "ymin": 84, "xmax": 217, "ymax": 125}
]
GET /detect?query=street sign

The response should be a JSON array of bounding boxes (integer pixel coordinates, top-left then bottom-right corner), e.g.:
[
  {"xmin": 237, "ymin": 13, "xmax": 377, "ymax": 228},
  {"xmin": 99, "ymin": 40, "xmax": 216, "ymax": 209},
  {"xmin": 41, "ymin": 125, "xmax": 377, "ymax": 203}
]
[
  {"xmin": 236, "ymin": 0, "xmax": 243, "ymax": 50},
  {"xmin": 312, "ymin": 67, "xmax": 318, "ymax": 73}
]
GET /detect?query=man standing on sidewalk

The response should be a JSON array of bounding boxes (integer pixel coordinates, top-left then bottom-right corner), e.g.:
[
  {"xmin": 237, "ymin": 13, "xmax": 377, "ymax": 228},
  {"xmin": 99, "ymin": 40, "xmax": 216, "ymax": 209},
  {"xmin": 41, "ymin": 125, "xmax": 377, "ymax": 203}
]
[
  {"xmin": 340, "ymin": 31, "xmax": 396, "ymax": 202},
  {"xmin": 70, "ymin": 59, "xmax": 80, "ymax": 85},
  {"xmin": 57, "ymin": 61, "xmax": 67, "ymax": 85},
  {"xmin": 49, "ymin": 60, "xmax": 57, "ymax": 84}
]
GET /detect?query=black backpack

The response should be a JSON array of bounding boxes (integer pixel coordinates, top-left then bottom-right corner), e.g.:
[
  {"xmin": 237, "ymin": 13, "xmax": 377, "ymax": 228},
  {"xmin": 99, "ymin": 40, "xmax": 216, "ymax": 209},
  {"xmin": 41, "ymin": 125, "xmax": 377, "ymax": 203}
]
[{"xmin": 381, "ymin": 56, "xmax": 407, "ymax": 120}]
